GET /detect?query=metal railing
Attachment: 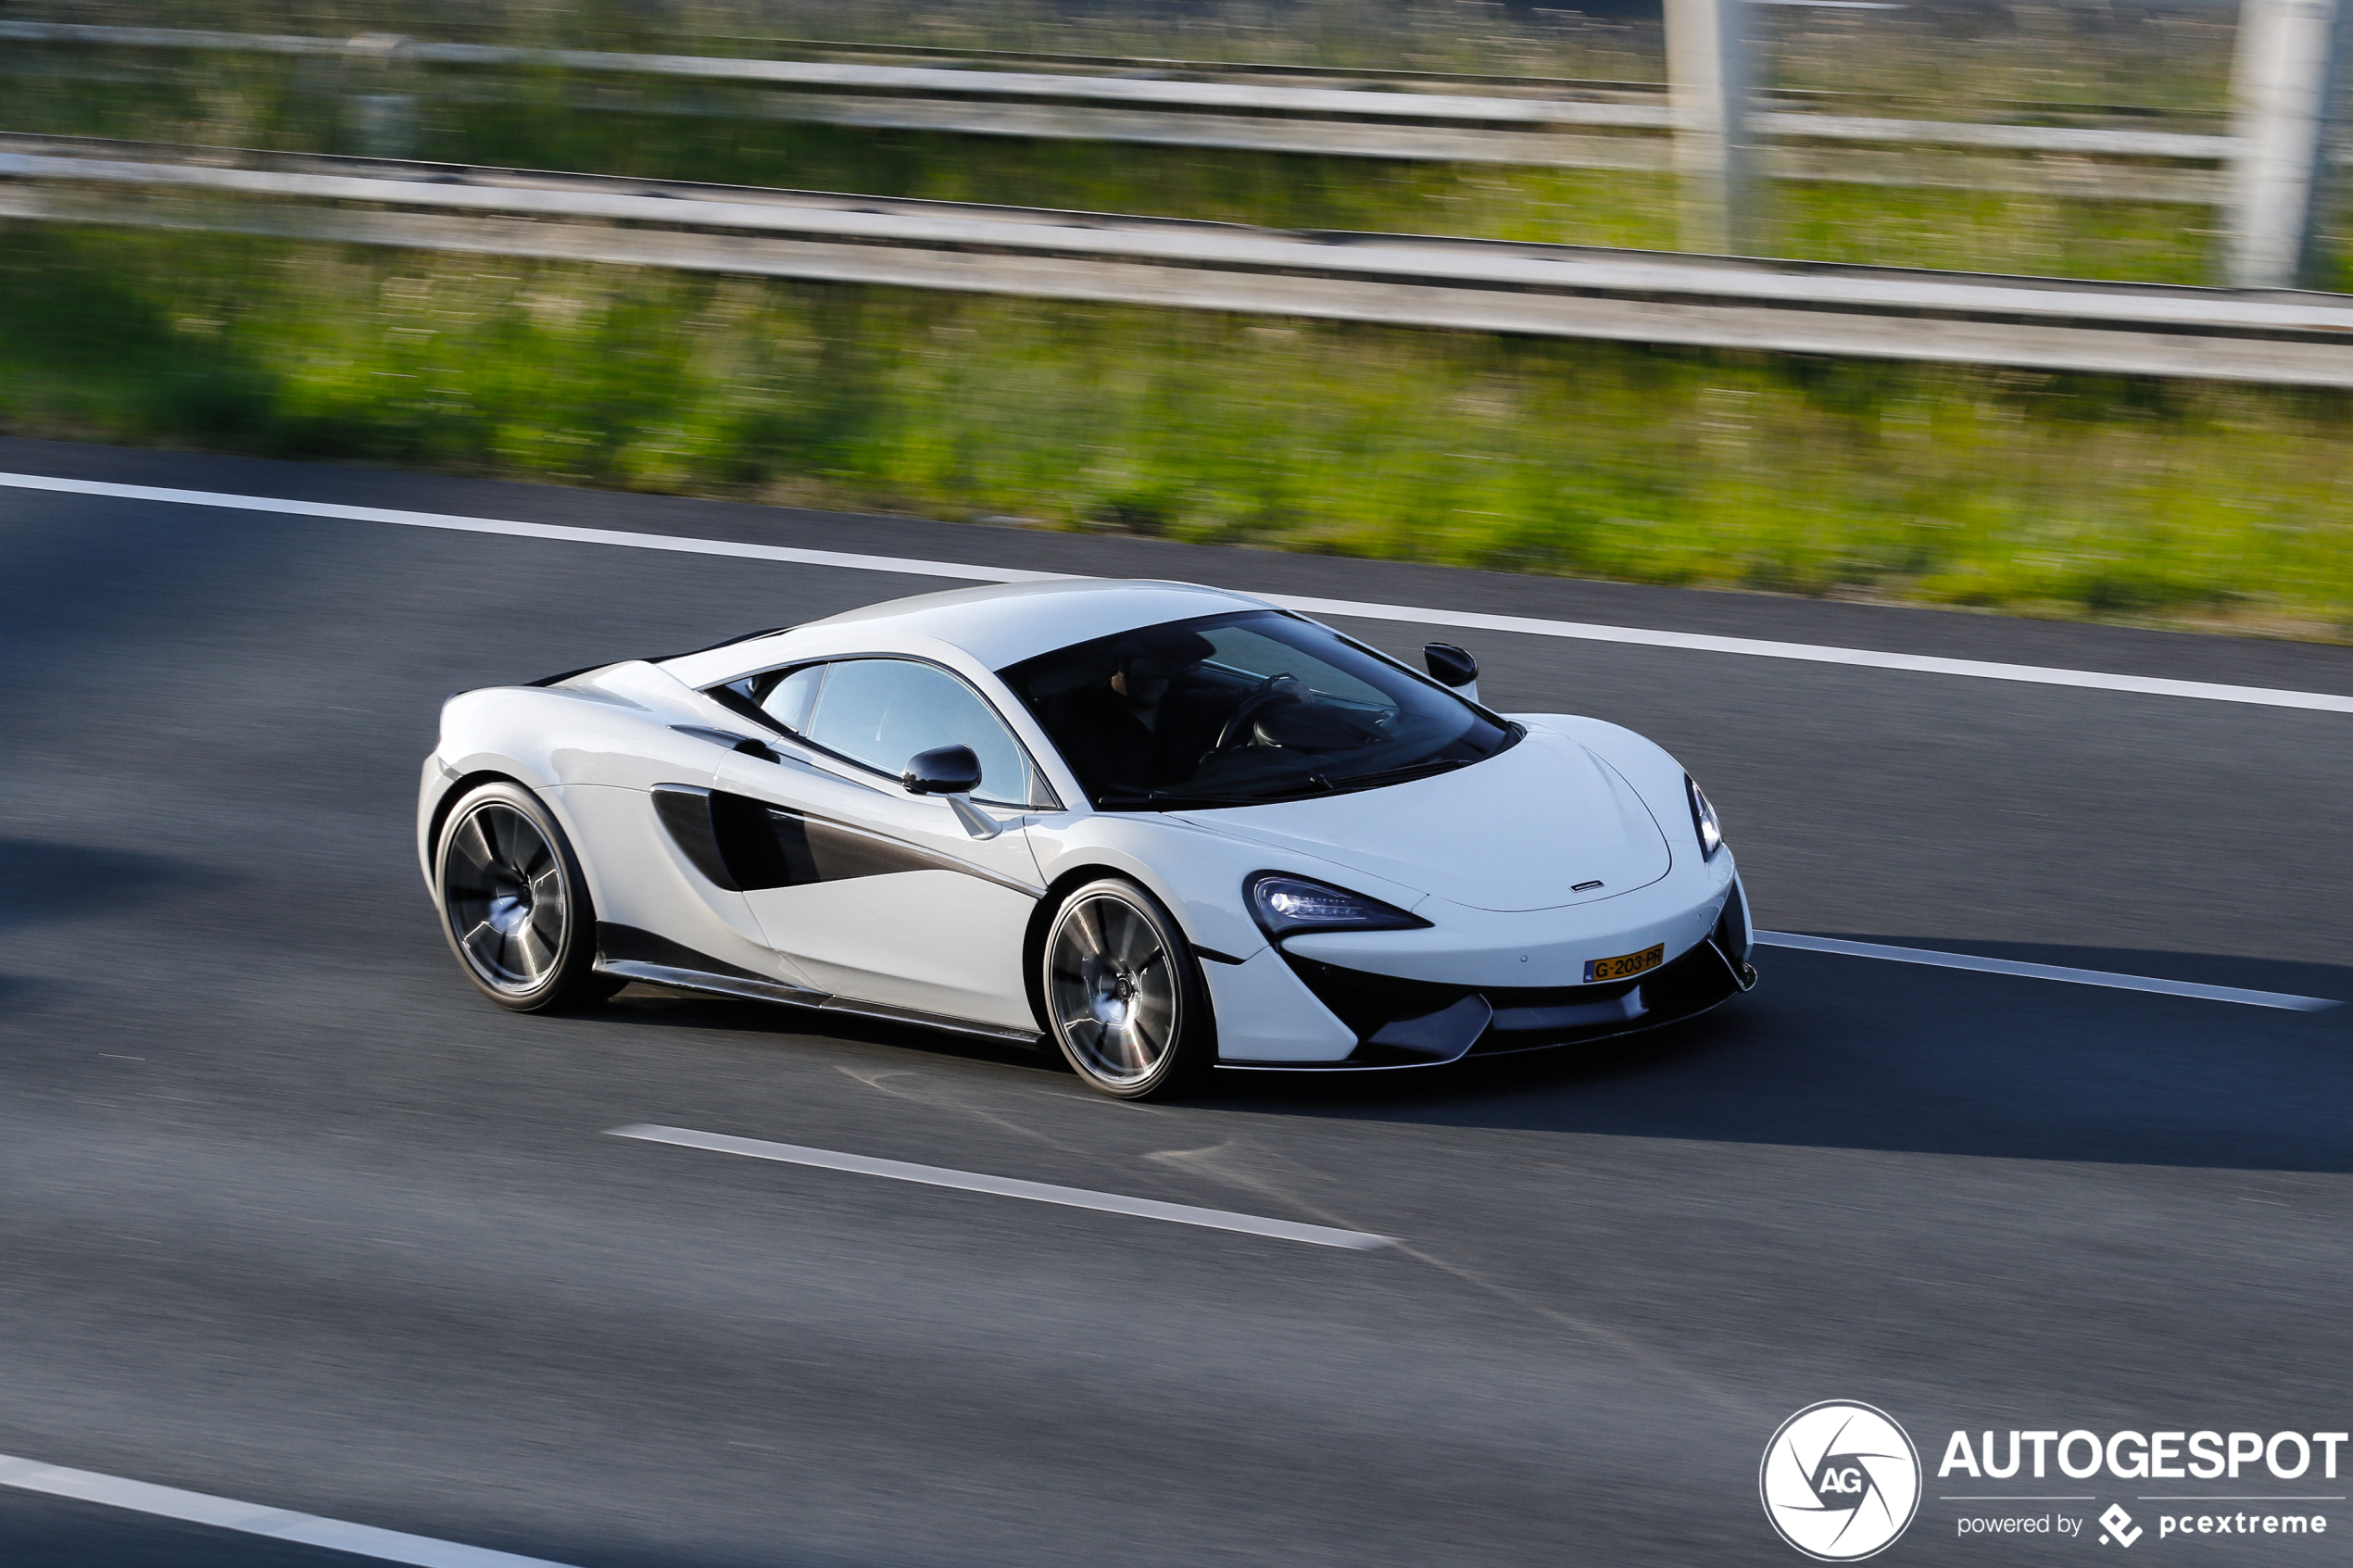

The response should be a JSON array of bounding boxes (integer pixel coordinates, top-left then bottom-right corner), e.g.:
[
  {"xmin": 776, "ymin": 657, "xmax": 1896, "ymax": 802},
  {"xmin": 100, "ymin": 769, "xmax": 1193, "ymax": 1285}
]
[
  {"xmin": 6, "ymin": 134, "xmax": 2350, "ymax": 386},
  {"xmin": 0, "ymin": 21, "xmax": 2260, "ymax": 219}
]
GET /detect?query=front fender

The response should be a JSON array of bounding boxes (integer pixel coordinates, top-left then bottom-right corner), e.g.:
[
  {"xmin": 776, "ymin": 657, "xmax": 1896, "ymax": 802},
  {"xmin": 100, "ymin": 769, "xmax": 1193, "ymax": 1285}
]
[{"xmin": 1022, "ymin": 810, "xmax": 1426, "ymax": 966}]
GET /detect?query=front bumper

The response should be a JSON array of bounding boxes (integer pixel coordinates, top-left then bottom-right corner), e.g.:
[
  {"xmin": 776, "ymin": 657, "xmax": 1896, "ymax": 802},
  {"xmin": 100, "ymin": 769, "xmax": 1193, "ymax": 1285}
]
[{"xmin": 1216, "ymin": 877, "xmax": 1755, "ymax": 1071}]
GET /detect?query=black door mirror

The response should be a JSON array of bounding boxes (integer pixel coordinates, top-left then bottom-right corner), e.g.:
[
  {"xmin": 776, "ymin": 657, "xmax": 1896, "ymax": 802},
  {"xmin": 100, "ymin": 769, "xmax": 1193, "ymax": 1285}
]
[
  {"xmin": 901, "ymin": 744, "xmax": 983, "ymax": 796},
  {"xmin": 1423, "ymin": 643, "xmax": 1478, "ymax": 690}
]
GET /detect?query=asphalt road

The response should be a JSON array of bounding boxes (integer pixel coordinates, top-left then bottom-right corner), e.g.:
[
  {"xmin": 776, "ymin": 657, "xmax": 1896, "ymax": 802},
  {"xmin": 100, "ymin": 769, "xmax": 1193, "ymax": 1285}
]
[{"xmin": 2, "ymin": 435, "xmax": 2349, "ymax": 1568}]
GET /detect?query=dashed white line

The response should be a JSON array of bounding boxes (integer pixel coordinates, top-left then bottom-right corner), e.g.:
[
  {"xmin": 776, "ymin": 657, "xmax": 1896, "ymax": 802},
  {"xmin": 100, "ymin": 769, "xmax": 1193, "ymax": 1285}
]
[
  {"xmin": 6, "ymin": 470, "xmax": 2350, "ymax": 714},
  {"xmin": 0, "ymin": 1453, "xmax": 574, "ymax": 1567},
  {"xmin": 609, "ymin": 1123, "xmax": 1396, "ymax": 1249},
  {"xmin": 1757, "ymin": 930, "xmax": 2339, "ymax": 1010}
]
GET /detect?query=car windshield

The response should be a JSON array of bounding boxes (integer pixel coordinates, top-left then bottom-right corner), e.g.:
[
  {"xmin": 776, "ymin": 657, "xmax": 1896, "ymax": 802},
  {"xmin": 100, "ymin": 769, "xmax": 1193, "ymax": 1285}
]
[{"xmin": 999, "ymin": 610, "xmax": 1517, "ymax": 810}]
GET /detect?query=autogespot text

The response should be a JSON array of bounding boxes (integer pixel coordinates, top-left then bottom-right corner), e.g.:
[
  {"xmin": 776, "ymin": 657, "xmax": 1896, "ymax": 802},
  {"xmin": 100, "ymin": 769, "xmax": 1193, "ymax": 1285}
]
[{"xmin": 1939, "ymin": 1428, "xmax": 2348, "ymax": 1481}]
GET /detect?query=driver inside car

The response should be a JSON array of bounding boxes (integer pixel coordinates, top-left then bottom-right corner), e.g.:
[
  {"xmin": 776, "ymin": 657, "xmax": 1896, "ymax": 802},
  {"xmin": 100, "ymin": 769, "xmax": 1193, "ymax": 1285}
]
[{"xmin": 1054, "ymin": 629, "xmax": 1225, "ymax": 794}]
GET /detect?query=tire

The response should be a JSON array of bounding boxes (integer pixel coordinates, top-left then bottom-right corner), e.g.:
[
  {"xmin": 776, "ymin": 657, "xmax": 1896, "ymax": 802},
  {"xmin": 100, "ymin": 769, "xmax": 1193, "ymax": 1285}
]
[
  {"xmin": 1040, "ymin": 877, "xmax": 1214, "ymax": 1099},
  {"xmin": 434, "ymin": 781, "xmax": 620, "ymax": 1012}
]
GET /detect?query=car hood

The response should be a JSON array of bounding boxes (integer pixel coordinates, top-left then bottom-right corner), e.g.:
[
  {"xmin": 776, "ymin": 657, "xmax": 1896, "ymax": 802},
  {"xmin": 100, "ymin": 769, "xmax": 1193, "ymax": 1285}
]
[{"xmin": 1173, "ymin": 726, "xmax": 1673, "ymax": 912}]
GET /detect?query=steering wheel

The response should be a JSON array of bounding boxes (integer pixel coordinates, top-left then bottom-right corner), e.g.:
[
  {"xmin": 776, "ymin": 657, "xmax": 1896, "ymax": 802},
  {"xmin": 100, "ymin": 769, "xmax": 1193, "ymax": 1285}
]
[{"xmin": 1207, "ymin": 674, "xmax": 1303, "ymax": 756}]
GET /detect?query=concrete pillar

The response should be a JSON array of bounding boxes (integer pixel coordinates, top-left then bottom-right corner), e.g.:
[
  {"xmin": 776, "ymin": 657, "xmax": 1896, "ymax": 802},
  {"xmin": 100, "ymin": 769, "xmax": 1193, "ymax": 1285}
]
[
  {"xmin": 2225, "ymin": 0, "xmax": 2348, "ymax": 289},
  {"xmin": 1666, "ymin": 0, "xmax": 1760, "ymax": 255}
]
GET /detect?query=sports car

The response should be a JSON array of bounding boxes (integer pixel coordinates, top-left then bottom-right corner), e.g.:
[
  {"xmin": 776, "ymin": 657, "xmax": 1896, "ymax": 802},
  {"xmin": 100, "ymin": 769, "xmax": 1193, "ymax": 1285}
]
[{"xmin": 418, "ymin": 579, "xmax": 1755, "ymax": 1098}]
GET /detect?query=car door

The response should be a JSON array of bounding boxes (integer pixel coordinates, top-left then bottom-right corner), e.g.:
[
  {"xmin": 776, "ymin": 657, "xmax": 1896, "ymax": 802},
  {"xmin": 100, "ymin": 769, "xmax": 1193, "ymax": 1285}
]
[{"xmin": 704, "ymin": 657, "xmax": 1051, "ymax": 1034}]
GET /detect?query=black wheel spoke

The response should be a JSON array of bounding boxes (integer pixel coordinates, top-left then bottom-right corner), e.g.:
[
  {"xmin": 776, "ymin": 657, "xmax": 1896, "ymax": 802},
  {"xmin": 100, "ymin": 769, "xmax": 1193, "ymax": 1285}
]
[
  {"xmin": 448, "ymin": 816, "xmax": 497, "ymax": 883},
  {"xmin": 1071, "ymin": 900, "xmax": 1105, "ymax": 958},
  {"xmin": 511, "ymin": 921, "xmax": 554, "ymax": 981},
  {"xmin": 487, "ymin": 807, "xmax": 530, "ymax": 873},
  {"xmin": 526, "ymin": 895, "xmax": 565, "ymax": 952}
]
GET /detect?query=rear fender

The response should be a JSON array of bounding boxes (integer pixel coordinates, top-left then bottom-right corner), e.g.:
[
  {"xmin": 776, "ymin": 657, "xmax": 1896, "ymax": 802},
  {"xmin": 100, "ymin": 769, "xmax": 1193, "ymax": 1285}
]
[{"xmin": 419, "ymin": 663, "xmax": 737, "ymax": 901}]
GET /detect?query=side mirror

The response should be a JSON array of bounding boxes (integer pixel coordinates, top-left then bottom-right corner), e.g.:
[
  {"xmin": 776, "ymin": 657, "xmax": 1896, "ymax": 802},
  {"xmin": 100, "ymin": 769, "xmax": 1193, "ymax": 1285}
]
[
  {"xmin": 1423, "ymin": 643, "xmax": 1479, "ymax": 703},
  {"xmin": 901, "ymin": 744, "xmax": 982, "ymax": 796}
]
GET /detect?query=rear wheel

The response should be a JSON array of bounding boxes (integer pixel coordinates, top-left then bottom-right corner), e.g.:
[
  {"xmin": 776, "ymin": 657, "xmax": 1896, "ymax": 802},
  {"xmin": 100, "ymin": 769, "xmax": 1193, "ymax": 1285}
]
[
  {"xmin": 1042, "ymin": 877, "xmax": 1214, "ymax": 1099},
  {"xmin": 435, "ymin": 781, "xmax": 619, "ymax": 1012}
]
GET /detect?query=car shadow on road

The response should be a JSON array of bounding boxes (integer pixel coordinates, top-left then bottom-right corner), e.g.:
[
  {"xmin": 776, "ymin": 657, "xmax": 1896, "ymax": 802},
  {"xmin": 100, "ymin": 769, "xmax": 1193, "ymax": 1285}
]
[
  {"xmin": 566, "ymin": 935, "xmax": 2353, "ymax": 1173},
  {"xmin": 0, "ymin": 837, "xmax": 220, "ymax": 929},
  {"xmin": 594, "ymin": 984, "xmax": 1070, "ymax": 1079},
  {"xmin": 0, "ymin": 838, "xmax": 230, "ymax": 1016},
  {"xmin": 1202, "ymin": 937, "xmax": 2353, "ymax": 1174}
]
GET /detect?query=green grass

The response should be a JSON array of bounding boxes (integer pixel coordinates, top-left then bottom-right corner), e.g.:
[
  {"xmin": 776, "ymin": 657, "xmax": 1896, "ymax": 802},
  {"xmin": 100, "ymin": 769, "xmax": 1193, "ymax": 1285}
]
[
  {"xmin": 4, "ymin": 4, "xmax": 2345, "ymax": 637},
  {"xmin": 7, "ymin": 223, "xmax": 2349, "ymax": 638}
]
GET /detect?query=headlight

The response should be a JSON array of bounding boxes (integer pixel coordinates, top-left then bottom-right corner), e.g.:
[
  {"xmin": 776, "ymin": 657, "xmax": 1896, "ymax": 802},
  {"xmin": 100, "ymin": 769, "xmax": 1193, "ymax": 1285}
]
[
  {"xmin": 1686, "ymin": 775, "xmax": 1724, "ymax": 859},
  {"xmin": 1246, "ymin": 872, "xmax": 1428, "ymax": 937}
]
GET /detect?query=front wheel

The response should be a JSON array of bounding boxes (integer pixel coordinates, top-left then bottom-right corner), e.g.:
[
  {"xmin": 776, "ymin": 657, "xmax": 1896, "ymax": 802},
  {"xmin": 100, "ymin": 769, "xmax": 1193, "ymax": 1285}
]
[
  {"xmin": 1041, "ymin": 877, "xmax": 1214, "ymax": 1099},
  {"xmin": 434, "ymin": 780, "xmax": 619, "ymax": 1012}
]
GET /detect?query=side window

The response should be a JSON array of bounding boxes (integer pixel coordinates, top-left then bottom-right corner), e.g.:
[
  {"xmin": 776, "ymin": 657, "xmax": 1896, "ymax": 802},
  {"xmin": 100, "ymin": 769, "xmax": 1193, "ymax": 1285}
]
[
  {"xmin": 712, "ymin": 663, "xmax": 826, "ymax": 734},
  {"xmin": 799, "ymin": 659, "xmax": 1037, "ymax": 807},
  {"xmin": 759, "ymin": 664, "xmax": 824, "ymax": 733}
]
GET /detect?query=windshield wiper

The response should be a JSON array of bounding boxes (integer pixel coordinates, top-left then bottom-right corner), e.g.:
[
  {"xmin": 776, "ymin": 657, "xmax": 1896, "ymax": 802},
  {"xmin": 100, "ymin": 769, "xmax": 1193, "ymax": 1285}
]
[
  {"xmin": 1324, "ymin": 756, "xmax": 1477, "ymax": 792},
  {"xmin": 1096, "ymin": 784, "xmax": 1325, "ymax": 809}
]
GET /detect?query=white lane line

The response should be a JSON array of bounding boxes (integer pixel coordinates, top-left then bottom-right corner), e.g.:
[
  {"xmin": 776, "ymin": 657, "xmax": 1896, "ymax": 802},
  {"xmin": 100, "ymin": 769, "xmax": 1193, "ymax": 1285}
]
[
  {"xmin": 7, "ymin": 469, "xmax": 2351, "ymax": 714},
  {"xmin": 1756, "ymin": 930, "xmax": 2340, "ymax": 1010},
  {"xmin": 0, "ymin": 470, "xmax": 1066, "ymax": 584},
  {"xmin": 1269, "ymin": 595, "xmax": 2353, "ymax": 714},
  {"xmin": 0, "ymin": 1453, "xmax": 574, "ymax": 1567},
  {"xmin": 609, "ymin": 1123, "xmax": 1396, "ymax": 1250}
]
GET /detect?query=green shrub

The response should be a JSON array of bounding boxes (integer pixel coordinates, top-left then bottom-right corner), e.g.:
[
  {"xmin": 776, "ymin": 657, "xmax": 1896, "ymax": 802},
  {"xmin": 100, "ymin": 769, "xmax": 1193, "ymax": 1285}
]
[{"xmin": 6, "ymin": 223, "xmax": 2347, "ymax": 637}]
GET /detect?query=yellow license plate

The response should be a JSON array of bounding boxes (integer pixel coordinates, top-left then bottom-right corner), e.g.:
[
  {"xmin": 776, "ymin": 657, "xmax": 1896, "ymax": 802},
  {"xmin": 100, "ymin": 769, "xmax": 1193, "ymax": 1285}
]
[{"xmin": 1584, "ymin": 944, "xmax": 1664, "ymax": 984}]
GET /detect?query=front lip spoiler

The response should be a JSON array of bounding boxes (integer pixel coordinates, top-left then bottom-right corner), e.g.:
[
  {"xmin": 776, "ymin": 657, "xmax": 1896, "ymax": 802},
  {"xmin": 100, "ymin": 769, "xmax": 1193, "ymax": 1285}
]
[
  {"xmin": 1214, "ymin": 992, "xmax": 1738, "ymax": 1071},
  {"xmin": 1216, "ymin": 935, "xmax": 1753, "ymax": 1072}
]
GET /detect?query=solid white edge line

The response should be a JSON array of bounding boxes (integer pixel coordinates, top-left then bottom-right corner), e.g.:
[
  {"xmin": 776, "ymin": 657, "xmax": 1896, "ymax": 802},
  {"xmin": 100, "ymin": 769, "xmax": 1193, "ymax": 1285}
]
[
  {"xmin": 0, "ymin": 1454, "xmax": 576, "ymax": 1567},
  {"xmin": 609, "ymin": 1124, "xmax": 1396, "ymax": 1250},
  {"xmin": 0, "ymin": 470, "xmax": 1065, "ymax": 584},
  {"xmin": 6, "ymin": 469, "xmax": 2351, "ymax": 713},
  {"xmin": 1755, "ymin": 930, "xmax": 2340, "ymax": 1010},
  {"xmin": 1262, "ymin": 594, "xmax": 2353, "ymax": 712}
]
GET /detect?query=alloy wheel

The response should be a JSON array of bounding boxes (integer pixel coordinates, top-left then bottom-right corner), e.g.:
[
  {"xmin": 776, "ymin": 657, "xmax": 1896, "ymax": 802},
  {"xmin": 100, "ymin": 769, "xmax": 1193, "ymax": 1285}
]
[
  {"xmin": 1047, "ymin": 889, "xmax": 1182, "ymax": 1089},
  {"xmin": 441, "ymin": 800, "xmax": 570, "ymax": 993}
]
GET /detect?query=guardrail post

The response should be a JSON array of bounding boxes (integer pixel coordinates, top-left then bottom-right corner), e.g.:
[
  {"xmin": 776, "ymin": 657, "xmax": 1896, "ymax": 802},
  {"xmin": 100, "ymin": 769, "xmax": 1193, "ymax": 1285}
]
[
  {"xmin": 346, "ymin": 94, "xmax": 418, "ymax": 159},
  {"xmin": 339, "ymin": 32, "xmax": 418, "ymax": 160},
  {"xmin": 2225, "ymin": 0, "xmax": 2349, "ymax": 288},
  {"xmin": 1666, "ymin": 0, "xmax": 1760, "ymax": 255}
]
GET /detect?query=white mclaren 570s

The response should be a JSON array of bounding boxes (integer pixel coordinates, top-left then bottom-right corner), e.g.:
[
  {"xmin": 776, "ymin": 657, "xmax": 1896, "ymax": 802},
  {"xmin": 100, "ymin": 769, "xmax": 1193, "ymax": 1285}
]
[{"xmin": 419, "ymin": 579, "xmax": 1755, "ymax": 1098}]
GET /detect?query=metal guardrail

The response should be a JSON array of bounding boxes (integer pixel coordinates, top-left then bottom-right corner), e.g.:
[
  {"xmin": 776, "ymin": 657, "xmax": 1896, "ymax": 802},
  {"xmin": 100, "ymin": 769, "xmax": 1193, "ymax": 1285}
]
[
  {"xmin": 5, "ymin": 135, "xmax": 2349, "ymax": 386},
  {"xmin": 0, "ymin": 19, "xmax": 2242, "ymax": 206}
]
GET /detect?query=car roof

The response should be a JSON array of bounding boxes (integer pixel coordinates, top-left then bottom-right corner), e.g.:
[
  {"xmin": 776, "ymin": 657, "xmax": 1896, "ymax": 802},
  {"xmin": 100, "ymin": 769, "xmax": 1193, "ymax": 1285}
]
[{"xmin": 764, "ymin": 579, "xmax": 1277, "ymax": 671}]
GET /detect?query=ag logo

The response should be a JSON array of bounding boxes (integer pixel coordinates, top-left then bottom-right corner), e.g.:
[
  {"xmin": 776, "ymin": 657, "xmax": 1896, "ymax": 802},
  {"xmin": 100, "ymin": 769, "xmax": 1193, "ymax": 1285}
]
[{"xmin": 1760, "ymin": 1401, "xmax": 1922, "ymax": 1561}]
